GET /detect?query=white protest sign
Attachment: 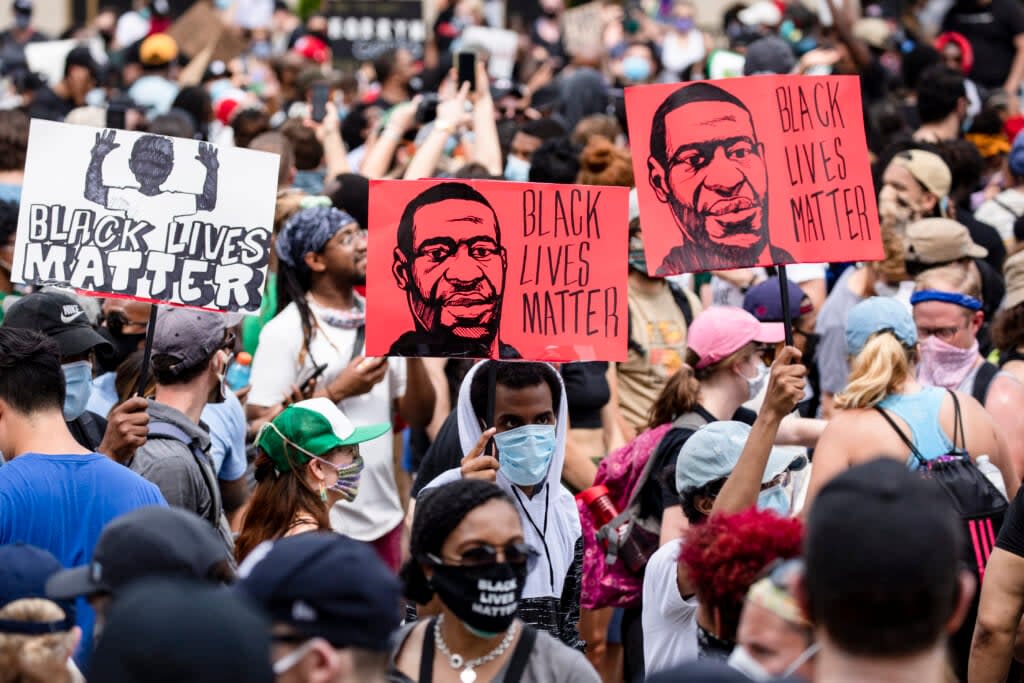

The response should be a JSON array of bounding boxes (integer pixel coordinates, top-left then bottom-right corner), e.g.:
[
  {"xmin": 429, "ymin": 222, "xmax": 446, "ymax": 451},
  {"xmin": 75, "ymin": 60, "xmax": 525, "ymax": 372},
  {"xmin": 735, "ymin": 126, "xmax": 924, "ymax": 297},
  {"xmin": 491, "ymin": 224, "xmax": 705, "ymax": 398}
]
[
  {"xmin": 460, "ymin": 26, "xmax": 519, "ymax": 81},
  {"xmin": 11, "ymin": 120, "xmax": 278, "ymax": 313},
  {"xmin": 24, "ymin": 39, "xmax": 106, "ymax": 90}
]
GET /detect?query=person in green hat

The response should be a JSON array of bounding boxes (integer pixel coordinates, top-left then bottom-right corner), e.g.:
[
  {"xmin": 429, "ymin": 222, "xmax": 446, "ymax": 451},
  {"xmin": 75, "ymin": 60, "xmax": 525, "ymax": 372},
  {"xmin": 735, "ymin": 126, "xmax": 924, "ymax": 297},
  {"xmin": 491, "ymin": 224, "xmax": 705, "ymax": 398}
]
[{"xmin": 235, "ymin": 397, "xmax": 389, "ymax": 563}]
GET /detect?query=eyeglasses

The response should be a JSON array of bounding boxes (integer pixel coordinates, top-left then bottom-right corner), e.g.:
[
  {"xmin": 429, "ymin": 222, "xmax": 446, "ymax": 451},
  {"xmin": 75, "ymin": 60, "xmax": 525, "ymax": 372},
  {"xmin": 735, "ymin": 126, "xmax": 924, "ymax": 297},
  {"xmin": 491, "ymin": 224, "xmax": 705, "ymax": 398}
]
[
  {"xmin": 103, "ymin": 310, "xmax": 149, "ymax": 335},
  {"xmin": 916, "ymin": 323, "xmax": 968, "ymax": 342},
  {"xmin": 427, "ymin": 542, "xmax": 540, "ymax": 572},
  {"xmin": 334, "ymin": 227, "xmax": 367, "ymax": 247}
]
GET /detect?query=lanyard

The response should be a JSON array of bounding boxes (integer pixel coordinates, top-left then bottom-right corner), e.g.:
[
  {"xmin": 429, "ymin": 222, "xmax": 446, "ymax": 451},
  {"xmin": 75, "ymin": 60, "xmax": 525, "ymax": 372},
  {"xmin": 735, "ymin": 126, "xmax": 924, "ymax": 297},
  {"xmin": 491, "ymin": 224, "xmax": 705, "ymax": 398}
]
[{"xmin": 511, "ymin": 484, "xmax": 554, "ymax": 590}]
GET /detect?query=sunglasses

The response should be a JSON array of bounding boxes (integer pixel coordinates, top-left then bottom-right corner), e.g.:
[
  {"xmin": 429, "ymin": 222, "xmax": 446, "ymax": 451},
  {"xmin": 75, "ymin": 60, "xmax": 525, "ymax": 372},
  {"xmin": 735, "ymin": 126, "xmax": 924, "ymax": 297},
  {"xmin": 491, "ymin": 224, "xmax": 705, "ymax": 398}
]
[{"xmin": 426, "ymin": 542, "xmax": 540, "ymax": 572}]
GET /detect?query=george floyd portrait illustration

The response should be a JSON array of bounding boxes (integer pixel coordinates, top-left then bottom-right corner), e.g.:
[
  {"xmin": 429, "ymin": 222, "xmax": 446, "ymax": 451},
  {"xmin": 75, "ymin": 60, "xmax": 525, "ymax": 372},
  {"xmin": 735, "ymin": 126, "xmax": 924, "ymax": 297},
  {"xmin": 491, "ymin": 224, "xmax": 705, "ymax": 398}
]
[
  {"xmin": 367, "ymin": 179, "xmax": 630, "ymax": 363},
  {"xmin": 625, "ymin": 75, "xmax": 883, "ymax": 276}
]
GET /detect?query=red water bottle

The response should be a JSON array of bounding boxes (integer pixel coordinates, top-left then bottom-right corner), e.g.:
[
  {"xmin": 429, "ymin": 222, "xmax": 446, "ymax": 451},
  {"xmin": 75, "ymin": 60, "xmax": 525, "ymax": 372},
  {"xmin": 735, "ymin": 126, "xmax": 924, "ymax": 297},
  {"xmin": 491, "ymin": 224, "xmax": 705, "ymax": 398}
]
[{"xmin": 578, "ymin": 485, "xmax": 650, "ymax": 572}]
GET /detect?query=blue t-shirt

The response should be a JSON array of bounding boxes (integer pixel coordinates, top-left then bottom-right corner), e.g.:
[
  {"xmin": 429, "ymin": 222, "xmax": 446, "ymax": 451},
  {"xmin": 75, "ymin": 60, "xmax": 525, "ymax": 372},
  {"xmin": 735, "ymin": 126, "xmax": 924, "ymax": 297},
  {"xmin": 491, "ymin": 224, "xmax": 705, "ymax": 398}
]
[{"xmin": 0, "ymin": 452, "xmax": 166, "ymax": 669}]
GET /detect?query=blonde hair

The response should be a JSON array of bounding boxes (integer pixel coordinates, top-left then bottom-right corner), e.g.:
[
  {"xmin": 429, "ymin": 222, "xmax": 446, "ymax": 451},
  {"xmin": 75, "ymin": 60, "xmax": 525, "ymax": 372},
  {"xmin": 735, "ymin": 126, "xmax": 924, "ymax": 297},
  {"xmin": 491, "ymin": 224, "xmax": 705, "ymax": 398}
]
[
  {"xmin": 915, "ymin": 262, "xmax": 983, "ymax": 301},
  {"xmin": 834, "ymin": 332, "xmax": 915, "ymax": 409},
  {"xmin": 0, "ymin": 599, "xmax": 76, "ymax": 683}
]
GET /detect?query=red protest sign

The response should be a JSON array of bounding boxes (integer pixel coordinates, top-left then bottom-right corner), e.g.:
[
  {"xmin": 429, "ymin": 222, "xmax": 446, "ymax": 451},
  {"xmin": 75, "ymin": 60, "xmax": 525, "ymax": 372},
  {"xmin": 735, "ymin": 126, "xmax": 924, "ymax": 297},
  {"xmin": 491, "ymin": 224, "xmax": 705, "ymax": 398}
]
[
  {"xmin": 366, "ymin": 179, "xmax": 629, "ymax": 362},
  {"xmin": 625, "ymin": 75, "xmax": 882, "ymax": 276}
]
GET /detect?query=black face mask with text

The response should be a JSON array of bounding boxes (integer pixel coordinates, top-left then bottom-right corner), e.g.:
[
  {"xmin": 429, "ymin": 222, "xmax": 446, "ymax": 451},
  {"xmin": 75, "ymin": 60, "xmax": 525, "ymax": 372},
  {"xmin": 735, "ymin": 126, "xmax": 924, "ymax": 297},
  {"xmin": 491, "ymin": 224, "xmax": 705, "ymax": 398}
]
[
  {"xmin": 96, "ymin": 327, "xmax": 146, "ymax": 374},
  {"xmin": 429, "ymin": 562, "xmax": 526, "ymax": 636}
]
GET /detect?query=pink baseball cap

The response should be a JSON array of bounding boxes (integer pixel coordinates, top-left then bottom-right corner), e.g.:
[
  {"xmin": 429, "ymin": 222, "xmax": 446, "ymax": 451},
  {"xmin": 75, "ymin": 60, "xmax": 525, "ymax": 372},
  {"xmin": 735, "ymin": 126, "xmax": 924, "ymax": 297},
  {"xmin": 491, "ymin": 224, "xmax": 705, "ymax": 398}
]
[{"xmin": 687, "ymin": 306, "xmax": 785, "ymax": 369}]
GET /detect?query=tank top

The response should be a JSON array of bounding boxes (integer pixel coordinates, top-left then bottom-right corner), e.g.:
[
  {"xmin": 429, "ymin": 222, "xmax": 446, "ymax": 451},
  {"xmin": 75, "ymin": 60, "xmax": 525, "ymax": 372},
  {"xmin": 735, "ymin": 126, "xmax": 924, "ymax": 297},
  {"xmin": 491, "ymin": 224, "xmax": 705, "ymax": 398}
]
[{"xmin": 877, "ymin": 386, "xmax": 954, "ymax": 467}]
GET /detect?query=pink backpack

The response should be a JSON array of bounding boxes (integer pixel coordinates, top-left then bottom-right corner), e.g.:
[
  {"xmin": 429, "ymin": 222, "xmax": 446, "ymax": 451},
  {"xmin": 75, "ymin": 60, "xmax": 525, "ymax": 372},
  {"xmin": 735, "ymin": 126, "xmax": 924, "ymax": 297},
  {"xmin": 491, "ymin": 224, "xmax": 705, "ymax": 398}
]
[{"xmin": 579, "ymin": 413, "xmax": 707, "ymax": 609}]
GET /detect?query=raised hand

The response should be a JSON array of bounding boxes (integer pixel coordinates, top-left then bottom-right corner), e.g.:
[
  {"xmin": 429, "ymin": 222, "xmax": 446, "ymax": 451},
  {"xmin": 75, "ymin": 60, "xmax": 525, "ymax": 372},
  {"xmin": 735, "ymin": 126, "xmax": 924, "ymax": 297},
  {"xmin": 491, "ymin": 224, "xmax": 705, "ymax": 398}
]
[
  {"xmin": 460, "ymin": 427, "xmax": 500, "ymax": 483},
  {"xmin": 196, "ymin": 142, "xmax": 219, "ymax": 170},
  {"xmin": 92, "ymin": 129, "xmax": 120, "ymax": 157}
]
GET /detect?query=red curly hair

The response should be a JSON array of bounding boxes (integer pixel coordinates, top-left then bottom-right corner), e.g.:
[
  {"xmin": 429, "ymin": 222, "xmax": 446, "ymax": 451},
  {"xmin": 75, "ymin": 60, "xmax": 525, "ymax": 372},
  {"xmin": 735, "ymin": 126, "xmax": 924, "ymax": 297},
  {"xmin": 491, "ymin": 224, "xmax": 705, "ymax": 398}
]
[{"xmin": 679, "ymin": 509, "xmax": 804, "ymax": 641}]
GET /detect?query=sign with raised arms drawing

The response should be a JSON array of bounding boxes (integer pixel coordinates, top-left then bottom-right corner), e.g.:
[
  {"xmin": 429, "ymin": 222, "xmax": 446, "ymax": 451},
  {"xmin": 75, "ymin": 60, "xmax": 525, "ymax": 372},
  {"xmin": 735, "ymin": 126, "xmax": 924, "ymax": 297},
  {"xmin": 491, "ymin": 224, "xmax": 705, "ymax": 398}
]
[
  {"xmin": 366, "ymin": 179, "xmax": 629, "ymax": 362},
  {"xmin": 11, "ymin": 119, "xmax": 278, "ymax": 312},
  {"xmin": 624, "ymin": 75, "xmax": 883, "ymax": 275}
]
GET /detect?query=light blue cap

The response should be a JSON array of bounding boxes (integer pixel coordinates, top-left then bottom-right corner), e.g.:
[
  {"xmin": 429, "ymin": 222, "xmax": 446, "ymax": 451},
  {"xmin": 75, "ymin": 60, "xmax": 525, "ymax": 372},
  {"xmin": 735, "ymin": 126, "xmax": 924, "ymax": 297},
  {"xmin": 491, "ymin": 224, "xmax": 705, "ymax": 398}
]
[
  {"xmin": 675, "ymin": 421, "xmax": 806, "ymax": 494},
  {"xmin": 844, "ymin": 296, "xmax": 917, "ymax": 357}
]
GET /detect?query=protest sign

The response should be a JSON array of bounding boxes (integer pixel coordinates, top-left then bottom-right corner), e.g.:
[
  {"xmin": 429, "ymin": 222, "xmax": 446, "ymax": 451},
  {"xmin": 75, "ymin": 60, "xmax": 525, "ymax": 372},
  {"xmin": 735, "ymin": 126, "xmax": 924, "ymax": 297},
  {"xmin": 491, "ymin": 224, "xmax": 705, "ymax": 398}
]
[
  {"xmin": 168, "ymin": 2, "xmax": 247, "ymax": 64},
  {"xmin": 366, "ymin": 179, "xmax": 629, "ymax": 362},
  {"xmin": 325, "ymin": 0, "xmax": 426, "ymax": 61},
  {"xmin": 562, "ymin": 2, "xmax": 605, "ymax": 57},
  {"xmin": 625, "ymin": 74, "xmax": 882, "ymax": 276},
  {"xmin": 460, "ymin": 26, "xmax": 519, "ymax": 81},
  {"xmin": 24, "ymin": 39, "xmax": 105, "ymax": 90},
  {"xmin": 11, "ymin": 120, "xmax": 277, "ymax": 313}
]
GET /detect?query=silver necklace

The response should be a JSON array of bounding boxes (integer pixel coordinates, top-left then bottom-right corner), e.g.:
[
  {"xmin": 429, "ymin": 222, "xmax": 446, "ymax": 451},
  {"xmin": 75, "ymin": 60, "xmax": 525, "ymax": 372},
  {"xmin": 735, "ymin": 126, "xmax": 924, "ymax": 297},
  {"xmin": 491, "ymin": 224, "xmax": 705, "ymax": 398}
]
[{"xmin": 433, "ymin": 614, "xmax": 517, "ymax": 683}]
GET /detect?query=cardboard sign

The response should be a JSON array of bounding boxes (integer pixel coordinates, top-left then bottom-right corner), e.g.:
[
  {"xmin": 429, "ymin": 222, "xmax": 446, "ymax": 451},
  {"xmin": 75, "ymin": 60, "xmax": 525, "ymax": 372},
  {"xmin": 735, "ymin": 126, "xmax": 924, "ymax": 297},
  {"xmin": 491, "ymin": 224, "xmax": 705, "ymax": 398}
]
[
  {"xmin": 625, "ymin": 75, "xmax": 882, "ymax": 275},
  {"xmin": 460, "ymin": 26, "xmax": 519, "ymax": 81},
  {"xmin": 325, "ymin": 0, "xmax": 426, "ymax": 61},
  {"xmin": 168, "ymin": 1, "xmax": 248, "ymax": 64},
  {"xmin": 24, "ymin": 39, "xmax": 106, "ymax": 90},
  {"xmin": 366, "ymin": 179, "xmax": 629, "ymax": 362},
  {"xmin": 11, "ymin": 120, "xmax": 278, "ymax": 313},
  {"xmin": 563, "ymin": 2, "xmax": 605, "ymax": 57}
]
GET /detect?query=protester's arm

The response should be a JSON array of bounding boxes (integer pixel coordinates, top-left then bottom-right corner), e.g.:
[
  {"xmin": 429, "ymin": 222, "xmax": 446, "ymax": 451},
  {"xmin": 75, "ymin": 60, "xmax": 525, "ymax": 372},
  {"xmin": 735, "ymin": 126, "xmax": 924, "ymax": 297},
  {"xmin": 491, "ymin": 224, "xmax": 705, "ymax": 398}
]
[
  {"xmin": 799, "ymin": 415, "xmax": 856, "ymax": 517},
  {"xmin": 85, "ymin": 129, "xmax": 118, "ymax": 206},
  {"xmin": 97, "ymin": 396, "xmax": 149, "ymax": 465},
  {"xmin": 219, "ymin": 476, "xmax": 248, "ymax": 516},
  {"xmin": 821, "ymin": 0, "xmax": 872, "ymax": 71},
  {"xmin": 774, "ymin": 415, "xmax": 826, "ymax": 448},
  {"xmin": 397, "ymin": 357, "xmax": 434, "ymax": 429},
  {"xmin": 470, "ymin": 59, "xmax": 502, "ymax": 177},
  {"xmin": 659, "ymin": 505, "xmax": 687, "ymax": 547},
  {"xmin": 984, "ymin": 375, "xmax": 1024, "ymax": 485},
  {"xmin": 195, "ymin": 142, "xmax": 219, "ymax": 211},
  {"xmin": 1004, "ymin": 33, "xmax": 1024, "ymax": 115},
  {"xmin": 422, "ymin": 357, "xmax": 450, "ymax": 442},
  {"xmin": 404, "ymin": 81, "xmax": 472, "ymax": 180},
  {"xmin": 971, "ymin": 548, "xmax": 1024, "ymax": 682},
  {"xmin": 562, "ymin": 435, "xmax": 598, "ymax": 491},
  {"xmin": 712, "ymin": 347, "xmax": 806, "ymax": 516},
  {"xmin": 314, "ymin": 101, "xmax": 350, "ymax": 179},
  {"xmin": 316, "ymin": 356, "xmax": 389, "ymax": 403},
  {"xmin": 460, "ymin": 427, "xmax": 499, "ymax": 483},
  {"xmin": 958, "ymin": 389, "xmax": 1020, "ymax": 500},
  {"xmin": 559, "ymin": 536, "xmax": 585, "ymax": 651},
  {"xmin": 361, "ymin": 97, "xmax": 420, "ymax": 180}
]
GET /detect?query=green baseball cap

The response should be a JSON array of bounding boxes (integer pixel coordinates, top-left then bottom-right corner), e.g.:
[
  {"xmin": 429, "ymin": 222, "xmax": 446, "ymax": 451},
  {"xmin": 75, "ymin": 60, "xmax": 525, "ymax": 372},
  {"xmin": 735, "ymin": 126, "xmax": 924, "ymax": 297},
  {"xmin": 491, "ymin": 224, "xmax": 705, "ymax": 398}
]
[{"xmin": 258, "ymin": 397, "xmax": 390, "ymax": 472}]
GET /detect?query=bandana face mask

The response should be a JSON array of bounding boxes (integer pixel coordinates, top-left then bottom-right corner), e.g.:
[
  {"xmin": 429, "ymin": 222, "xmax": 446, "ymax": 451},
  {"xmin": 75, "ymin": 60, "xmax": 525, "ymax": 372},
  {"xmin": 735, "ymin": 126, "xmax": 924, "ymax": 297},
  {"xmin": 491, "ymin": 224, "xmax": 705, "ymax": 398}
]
[{"xmin": 260, "ymin": 423, "xmax": 364, "ymax": 502}]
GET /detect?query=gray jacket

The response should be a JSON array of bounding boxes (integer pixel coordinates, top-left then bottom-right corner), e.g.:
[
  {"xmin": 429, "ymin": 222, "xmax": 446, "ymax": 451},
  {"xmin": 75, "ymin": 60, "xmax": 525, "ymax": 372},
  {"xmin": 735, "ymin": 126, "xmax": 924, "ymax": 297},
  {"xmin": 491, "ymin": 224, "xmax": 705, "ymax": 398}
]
[{"xmin": 130, "ymin": 400, "xmax": 234, "ymax": 555}]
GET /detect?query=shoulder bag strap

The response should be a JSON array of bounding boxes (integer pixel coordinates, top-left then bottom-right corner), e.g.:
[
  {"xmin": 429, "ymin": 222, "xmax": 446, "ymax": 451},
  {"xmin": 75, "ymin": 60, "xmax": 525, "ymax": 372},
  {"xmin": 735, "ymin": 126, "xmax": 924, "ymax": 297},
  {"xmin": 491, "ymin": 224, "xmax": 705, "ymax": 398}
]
[
  {"xmin": 873, "ymin": 407, "xmax": 928, "ymax": 467},
  {"xmin": 418, "ymin": 618, "xmax": 437, "ymax": 683},
  {"xmin": 948, "ymin": 390, "xmax": 966, "ymax": 453},
  {"xmin": 147, "ymin": 422, "xmax": 223, "ymax": 526},
  {"xmin": 504, "ymin": 624, "xmax": 539, "ymax": 682},
  {"xmin": 972, "ymin": 362, "xmax": 1000, "ymax": 407}
]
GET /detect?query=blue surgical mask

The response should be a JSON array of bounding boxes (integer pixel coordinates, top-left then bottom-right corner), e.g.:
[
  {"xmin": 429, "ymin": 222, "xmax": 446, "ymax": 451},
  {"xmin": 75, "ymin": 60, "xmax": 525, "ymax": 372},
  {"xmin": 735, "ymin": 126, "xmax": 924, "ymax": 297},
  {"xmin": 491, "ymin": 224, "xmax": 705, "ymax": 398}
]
[
  {"xmin": 494, "ymin": 424, "xmax": 556, "ymax": 487},
  {"xmin": 622, "ymin": 55, "xmax": 652, "ymax": 83},
  {"xmin": 62, "ymin": 361, "xmax": 93, "ymax": 421},
  {"xmin": 504, "ymin": 155, "xmax": 531, "ymax": 182},
  {"xmin": 757, "ymin": 484, "xmax": 791, "ymax": 516}
]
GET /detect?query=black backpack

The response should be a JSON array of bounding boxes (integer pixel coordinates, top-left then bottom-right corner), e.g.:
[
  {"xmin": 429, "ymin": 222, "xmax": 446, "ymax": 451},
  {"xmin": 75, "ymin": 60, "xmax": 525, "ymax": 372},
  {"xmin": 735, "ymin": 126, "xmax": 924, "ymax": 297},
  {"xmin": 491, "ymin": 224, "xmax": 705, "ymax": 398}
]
[{"xmin": 876, "ymin": 390, "xmax": 1008, "ymax": 680}]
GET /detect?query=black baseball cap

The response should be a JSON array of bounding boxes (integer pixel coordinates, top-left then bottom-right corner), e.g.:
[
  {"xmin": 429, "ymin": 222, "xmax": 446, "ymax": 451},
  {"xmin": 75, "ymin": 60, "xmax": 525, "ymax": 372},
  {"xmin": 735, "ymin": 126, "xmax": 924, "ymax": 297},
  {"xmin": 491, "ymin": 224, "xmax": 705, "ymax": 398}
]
[
  {"xmin": 237, "ymin": 532, "xmax": 401, "ymax": 651},
  {"xmin": 3, "ymin": 290, "xmax": 110, "ymax": 358},
  {"xmin": 90, "ymin": 578, "xmax": 274, "ymax": 683},
  {"xmin": 46, "ymin": 506, "xmax": 231, "ymax": 601},
  {"xmin": 0, "ymin": 544, "xmax": 75, "ymax": 634}
]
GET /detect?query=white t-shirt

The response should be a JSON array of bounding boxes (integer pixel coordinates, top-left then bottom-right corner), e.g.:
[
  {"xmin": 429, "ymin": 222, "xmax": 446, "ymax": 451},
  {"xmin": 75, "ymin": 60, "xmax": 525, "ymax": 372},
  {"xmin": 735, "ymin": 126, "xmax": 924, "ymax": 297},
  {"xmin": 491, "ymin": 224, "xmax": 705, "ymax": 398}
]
[
  {"xmin": 642, "ymin": 539, "xmax": 699, "ymax": 674},
  {"xmin": 107, "ymin": 187, "xmax": 198, "ymax": 252},
  {"xmin": 248, "ymin": 299, "xmax": 406, "ymax": 542}
]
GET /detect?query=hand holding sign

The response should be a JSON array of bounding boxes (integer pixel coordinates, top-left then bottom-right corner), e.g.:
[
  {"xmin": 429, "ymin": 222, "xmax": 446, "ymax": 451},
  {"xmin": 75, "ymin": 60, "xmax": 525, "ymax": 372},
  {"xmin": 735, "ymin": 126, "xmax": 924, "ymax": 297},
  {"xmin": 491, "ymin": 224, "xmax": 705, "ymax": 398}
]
[{"xmin": 762, "ymin": 346, "xmax": 807, "ymax": 420}]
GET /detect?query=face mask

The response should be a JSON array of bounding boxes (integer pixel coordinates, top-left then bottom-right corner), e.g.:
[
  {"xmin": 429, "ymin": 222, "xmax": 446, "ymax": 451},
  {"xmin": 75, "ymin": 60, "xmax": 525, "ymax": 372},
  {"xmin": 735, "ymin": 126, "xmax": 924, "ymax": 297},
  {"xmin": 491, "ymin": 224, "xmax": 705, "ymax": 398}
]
[
  {"xmin": 504, "ymin": 155, "xmax": 531, "ymax": 182},
  {"xmin": 757, "ymin": 484, "xmax": 791, "ymax": 516},
  {"xmin": 207, "ymin": 351, "xmax": 229, "ymax": 405},
  {"xmin": 728, "ymin": 645, "xmax": 772, "ymax": 681},
  {"xmin": 628, "ymin": 235, "xmax": 648, "ymax": 273},
  {"xmin": 674, "ymin": 17, "xmax": 694, "ymax": 32},
  {"xmin": 622, "ymin": 55, "xmax": 652, "ymax": 83},
  {"xmin": 741, "ymin": 361, "xmax": 769, "ymax": 400},
  {"xmin": 62, "ymin": 361, "xmax": 93, "ymax": 421},
  {"xmin": 96, "ymin": 327, "xmax": 146, "ymax": 374},
  {"xmin": 918, "ymin": 335, "xmax": 979, "ymax": 391},
  {"xmin": 494, "ymin": 424, "xmax": 556, "ymax": 487},
  {"xmin": 14, "ymin": 12, "xmax": 30, "ymax": 29},
  {"xmin": 428, "ymin": 561, "xmax": 526, "ymax": 634}
]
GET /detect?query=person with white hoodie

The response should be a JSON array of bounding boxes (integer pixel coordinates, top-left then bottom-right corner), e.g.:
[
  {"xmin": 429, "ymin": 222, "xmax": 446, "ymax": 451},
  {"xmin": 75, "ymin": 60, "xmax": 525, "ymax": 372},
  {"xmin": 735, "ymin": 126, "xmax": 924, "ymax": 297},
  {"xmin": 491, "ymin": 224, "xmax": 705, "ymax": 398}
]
[{"xmin": 419, "ymin": 360, "xmax": 583, "ymax": 650}]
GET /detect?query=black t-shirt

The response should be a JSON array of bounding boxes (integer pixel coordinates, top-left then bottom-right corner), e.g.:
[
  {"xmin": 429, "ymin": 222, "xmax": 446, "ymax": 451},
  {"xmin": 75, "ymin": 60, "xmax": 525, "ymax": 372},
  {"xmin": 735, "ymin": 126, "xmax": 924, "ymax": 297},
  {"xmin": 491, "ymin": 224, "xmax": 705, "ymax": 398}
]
[
  {"xmin": 960, "ymin": 210, "xmax": 1007, "ymax": 273},
  {"xmin": 411, "ymin": 411, "xmax": 462, "ymax": 498},
  {"xmin": 638, "ymin": 405, "xmax": 758, "ymax": 521},
  {"xmin": 28, "ymin": 85, "xmax": 74, "ymax": 122},
  {"xmin": 943, "ymin": 0, "xmax": 1024, "ymax": 89},
  {"xmin": 997, "ymin": 484, "xmax": 1024, "ymax": 557},
  {"xmin": 561, "ymin": 362, "xmax": 610, "ymax": 430},
  {"xmin": 67, "ymin": 410, "xmax": 107, "ymax": 452}
]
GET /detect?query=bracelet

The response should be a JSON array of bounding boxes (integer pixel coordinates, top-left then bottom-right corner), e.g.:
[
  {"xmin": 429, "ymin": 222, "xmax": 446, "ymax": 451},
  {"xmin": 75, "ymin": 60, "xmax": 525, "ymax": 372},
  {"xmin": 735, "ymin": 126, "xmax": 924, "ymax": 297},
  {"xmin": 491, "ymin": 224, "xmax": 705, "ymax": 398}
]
[{"xmin": 380, "ymin": 127, "xmax": 403, "ymax": 141}]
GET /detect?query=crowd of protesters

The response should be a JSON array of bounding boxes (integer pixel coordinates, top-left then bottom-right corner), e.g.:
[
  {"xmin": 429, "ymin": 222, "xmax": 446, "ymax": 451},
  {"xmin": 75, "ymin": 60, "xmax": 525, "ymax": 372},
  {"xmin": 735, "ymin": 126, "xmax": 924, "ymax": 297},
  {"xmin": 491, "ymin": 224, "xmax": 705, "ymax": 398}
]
[{"xmin": 3, "ymin": 0, "xmax": 1024, "ymax": 681}]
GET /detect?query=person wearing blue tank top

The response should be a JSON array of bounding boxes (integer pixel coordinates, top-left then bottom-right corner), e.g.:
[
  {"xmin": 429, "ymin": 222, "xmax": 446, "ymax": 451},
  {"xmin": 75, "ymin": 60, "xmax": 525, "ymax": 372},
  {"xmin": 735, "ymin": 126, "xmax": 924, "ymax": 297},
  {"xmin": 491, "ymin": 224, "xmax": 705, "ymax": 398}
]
[{"xmin": 803, "ymin": 297, "xmax": 1014, "ymax": 513}]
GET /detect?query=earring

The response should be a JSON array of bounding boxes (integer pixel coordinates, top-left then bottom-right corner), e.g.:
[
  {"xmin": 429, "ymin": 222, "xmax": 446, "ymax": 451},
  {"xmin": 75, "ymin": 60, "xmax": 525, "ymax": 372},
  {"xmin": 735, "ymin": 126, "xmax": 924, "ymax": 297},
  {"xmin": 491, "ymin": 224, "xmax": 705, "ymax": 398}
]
[{"xmin": 319, "ymin": 481, "xmax": 327, "ymax": 502}]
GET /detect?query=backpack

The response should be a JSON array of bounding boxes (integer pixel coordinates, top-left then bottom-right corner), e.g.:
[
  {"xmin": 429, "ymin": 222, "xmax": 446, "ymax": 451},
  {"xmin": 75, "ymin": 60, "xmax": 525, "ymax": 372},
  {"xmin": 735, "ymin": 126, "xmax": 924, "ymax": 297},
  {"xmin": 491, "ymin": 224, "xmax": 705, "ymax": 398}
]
[
  {"xmin": 875, "ymin": 390, "xmax": 1008, "ymax": 680},
  {"xmin": 147, "ymin": 421, "xmax": 224, "ymax": 528},
  {"xmin": 579, "ymin": 412, "xmax": 708, "ymax": 610}
]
